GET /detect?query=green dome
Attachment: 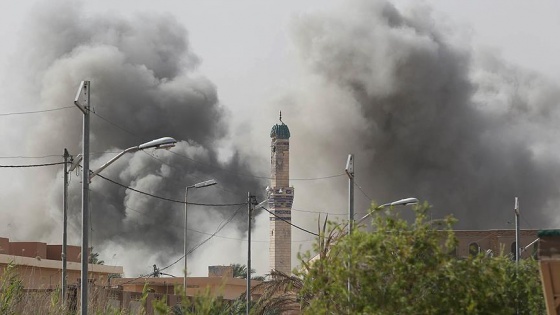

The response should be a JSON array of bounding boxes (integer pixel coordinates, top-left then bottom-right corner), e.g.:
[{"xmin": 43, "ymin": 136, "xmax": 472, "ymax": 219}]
[{"xmin": 270, "ymin": 123, "xmax": 290, "ymax": 139}]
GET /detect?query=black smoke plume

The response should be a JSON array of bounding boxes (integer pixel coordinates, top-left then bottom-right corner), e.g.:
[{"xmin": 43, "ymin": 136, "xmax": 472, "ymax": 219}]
[
  {"xmin": 285, "ymin": 0, "xmax": 560, "ymax": 230},
  {"xmin": 4, "ymin": 1, "xmax": 264, "ymax": 276}
]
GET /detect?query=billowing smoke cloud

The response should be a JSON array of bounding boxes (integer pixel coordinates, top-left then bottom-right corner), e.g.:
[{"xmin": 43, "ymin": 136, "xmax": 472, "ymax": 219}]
[
  {"xmin": 4, "ymin": 0, "xmax": 560, "ymax": 277},
  {"xmin": 284, "ymin": 0, "xmax": 560, "ymax": 230},
  {"xmin": 0, "ymin": 1, "xmax": 266, "ymax": 276}
]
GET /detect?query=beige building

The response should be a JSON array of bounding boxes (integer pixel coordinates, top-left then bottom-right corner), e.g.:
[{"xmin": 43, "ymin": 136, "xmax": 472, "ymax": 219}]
[
  {"xmin": 453, "ymin": 229, "xmax": 539, "ymax": 258},
  {"xmin": 112, "ymin": 265, "xmax": 261, "ymax": 299},
  {"xmin": 0, "ymin": 236, "xmax": 123, "ymax": 289},
  {"xmin": 267, "ymin": 114, "xmax": 294, "ymax": 275}
]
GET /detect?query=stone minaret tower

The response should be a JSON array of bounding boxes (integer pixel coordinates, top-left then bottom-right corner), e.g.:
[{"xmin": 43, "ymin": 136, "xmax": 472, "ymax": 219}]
[{"xmin": 268, "ymin": 113, "xmax": 294, "ymax": 275}]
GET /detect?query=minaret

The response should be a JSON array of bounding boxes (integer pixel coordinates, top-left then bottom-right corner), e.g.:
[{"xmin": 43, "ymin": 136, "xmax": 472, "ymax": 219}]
[{"xmin": 267, "ymin": 112, "xmax": 294, "ymax": 275}]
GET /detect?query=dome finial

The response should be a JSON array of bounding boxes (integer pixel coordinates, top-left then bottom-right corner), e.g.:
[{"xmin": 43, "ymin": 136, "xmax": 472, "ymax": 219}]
[{"xmin": 270, "ymin": 112, "xmax": 290, "ymax": 139}]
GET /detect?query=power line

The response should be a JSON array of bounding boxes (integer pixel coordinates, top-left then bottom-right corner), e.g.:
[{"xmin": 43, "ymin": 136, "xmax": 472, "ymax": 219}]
[
  {"xmin": 0, "ymin": 106, "xmax": 74, "ymax": 117},
  {"xmin": 354, "ymin": 180, "xmax": 372, "ymax": 201},
  {"xmin": 95, "ymin": 173, "xmax": 246, "ymax": 207},
  {"xmin": 291, "ymin": 207, "xmax": 345, "ymax": 216},
  {"xmin": 259, "ymin": 206, "xmax": 319, "ymax": 237},
  {"xmin": 291, "ymin": 173, "xmax": 346, "ymax": 181},
  {"xmin": 0, "ymin": 155, "xmax": 62, "ymax": 159},
  {"xmin": 0, "ymin": 151, "xmax": 127, "ymax": 160},
  {"xmin": 124, "ymin": 202, "xmax": 313, "ymax": 243},
  {"xmin": 92, "ymin": 111, "xmax": 137, "ymax": 137},
  {"xmin": 169, "ymin": 149, "xmax": 345, "ymax": 181},
  {"xmin": 157, "ymin": 204, "xmax": 245, "ymax": 274},
  {"xmin": 0, "ymin": 161, "xmax": 66, "ymax": 168},
  {"xmin": 119, "ymin": 203, "xmax": 241, "ymax": 283}
]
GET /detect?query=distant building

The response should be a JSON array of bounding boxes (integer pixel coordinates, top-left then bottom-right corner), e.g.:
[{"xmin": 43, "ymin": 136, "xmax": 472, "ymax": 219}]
[
  {"xmin": 0, "ymin": 236, "xmax": 122, "ymax": 289},
  {"xmin": 267, "ymin": 113, "xmax": 294, "ymax": 275},
  {"xmin": 112, "ymin": 265, "xmax": 261, "ymax": 300},
  {"xmin": 453, "ymin": 229, "xmax": 539, "ymax": 258}
]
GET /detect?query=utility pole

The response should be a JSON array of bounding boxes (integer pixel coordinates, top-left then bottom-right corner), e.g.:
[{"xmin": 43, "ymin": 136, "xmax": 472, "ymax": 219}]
[
  {"xmin": 62, "ymin": 149, "xmax": 69, "ymax": 306},
  {"xmin": 184, "ymin": 187, "xmax": 189, "ymax": 295},
  {"xmin": 246, "ymin": 192, "xmax": 256, "ymax": 315},
  {"xmin": 81, "ymin": 83, "xmax": 90, "ymax": 315},
  {"xmin": 514, "ymin": 197, "xmax": 520, "ymax": 315},
  {"xmin": 345, "ymin": 154, "xmax": 355, "ymax": 232},
  {"xmin": 345, "ymin": 154, "xmax": 355, "ymax": 306},
  {"xmin": 515, "ymin": 197, "xmax": 520, "ymax": 265},
  {"xmin": 73, "ymin": 80, "xmax": 90, "ymax": 315}
]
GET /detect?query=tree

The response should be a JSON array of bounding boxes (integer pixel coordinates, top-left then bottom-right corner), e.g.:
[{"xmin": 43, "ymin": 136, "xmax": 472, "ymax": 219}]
[
  {"xmin": 297, "ymin": 203, "xmax": 545, "ymax": 314},
  {"xmin": 231, "ymin": 263, "xmax": 265, "ymax": 281},
  {"xmin": 88, "ymin": 249, "xmax": 104, "ymax": 265}
]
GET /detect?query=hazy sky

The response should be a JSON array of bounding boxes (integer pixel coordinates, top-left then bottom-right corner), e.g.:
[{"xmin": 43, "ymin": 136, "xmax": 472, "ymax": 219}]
[{"xmin": 1, "ymin": 1, "xmax": 559, "ymax": 277}]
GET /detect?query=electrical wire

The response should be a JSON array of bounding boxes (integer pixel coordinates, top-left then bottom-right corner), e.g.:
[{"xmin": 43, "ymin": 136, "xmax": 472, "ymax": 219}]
[
  {"xmin": 0, "ymin": 151, "xmax": 125, "ymax": 160},
  {"xmin": 0, "ymin": 154, "xmax": 62, "ymax": 159},
  {"xmin": 92, "ymin": 111, "xmax": 137, "ymax": 137},
  {"xmin": 291, "ymin": 207, "xmax": 346, "ymax": 216},
  {"xmin": 259, "ymin": 206, "xmax": 319, "ymax": 237},
  {"xmin": 0, "ymin": 106, "xmax": 74, "ymax": 116},
  {"xmin": 354, "ymin": 180, "xmax": 372, "ymax": 202},
  {"xmin": 96, "ymin": 173, "xmax": 246, "ymax": 207},
  {"xmin": 123, "ymin": 203, "xmax": 313, "ymax": 243},
  {"xmin": 157, "ymin": 204, "xmax": 245, "ymax": 274},
  {"xmin": 169, "ymin": 149, "xmax": 346, "ymax": 181},
  {"xmin": 0, "ymin": 161, "xmax": 66, "ymax": 168}
]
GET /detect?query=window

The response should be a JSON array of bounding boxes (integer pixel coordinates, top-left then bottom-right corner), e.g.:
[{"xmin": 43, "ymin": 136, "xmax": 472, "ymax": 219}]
[{"xmin": 468, "ymin": 242, "xmax": 480, "ymax": 256}]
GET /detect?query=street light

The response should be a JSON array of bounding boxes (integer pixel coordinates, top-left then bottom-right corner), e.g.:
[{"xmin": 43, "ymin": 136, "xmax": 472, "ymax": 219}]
[
  {"xmin": 356, "ymin": 197, "xmax": 419, "ymax": 225},
  {"xmin": 89, "ymin": 137, "xmax": 176, "ymax": 179},
  {"xmin": 74, "ymin": 81, "xmax": 91, "ymax": 315},
  {"xmin": 82, "ymin": 137, "xmax": 176, "ymax": 313},
  {"xmin": 73, "ymin": 78, "xmax": 178, "ymax": 315},
  {"xmin": 184, "ymin": 179, "xmax": 217, "ymax": 295},
  {"xmin": 80, "ymin": 137, "xmax": 176, "ymax": 314}
]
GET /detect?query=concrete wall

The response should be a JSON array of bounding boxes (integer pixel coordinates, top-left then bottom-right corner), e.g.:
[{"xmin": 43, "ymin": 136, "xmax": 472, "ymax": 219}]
[
  {"xmin": 0, "ymin": 253, "xmax": 122, "ymax": 289},
  {"xmin": 454, "ymin": 230, "xmax": 538, "ymax": 258},
  {"xmin": 9, "ymin": 242, "xmax": 47, "ymax": 259},
  {"xmin": 208, "ymin": 265, "xmax": 233, "ymax": 278},
  {"xmin": 0, "ymin": 236, "xmax": 123, "ymax": 290},
  {"xmin": 114, "ymin": 276, "xmax": 259, "ymax": 300},
  {"xmin": 0, "ymin": 237, "xmax": 9, "ymax": 254},
  {"xmin": 46, "ymin": 245, "xmax": 81, "ymax": 263}
]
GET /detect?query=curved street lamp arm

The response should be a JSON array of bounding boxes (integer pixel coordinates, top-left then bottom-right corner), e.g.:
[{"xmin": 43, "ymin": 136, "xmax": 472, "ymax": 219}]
[
  {"xmin": 356, "ymin": 197, "xmax": 419, "ymax": 225},
  {"xmin": 88, "ymin": 137, "xmax": 176, "ymax": 181},
  {"xmin": 89, "ymin": 146, "xmax": 139, "ymax": 180}
]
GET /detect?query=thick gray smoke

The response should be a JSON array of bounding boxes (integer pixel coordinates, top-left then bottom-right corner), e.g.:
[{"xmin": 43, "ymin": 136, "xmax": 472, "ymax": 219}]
[
  {"xmin": 282, "ymin": 0, "xmax": 560, "ymax": 231},
  {"xmin": 1, "ymin": 1, "xmax": 266, "ymax": 276},
  {"xmin": 3, "ymin": 0, "xmax": 560, "ymax": 276}
]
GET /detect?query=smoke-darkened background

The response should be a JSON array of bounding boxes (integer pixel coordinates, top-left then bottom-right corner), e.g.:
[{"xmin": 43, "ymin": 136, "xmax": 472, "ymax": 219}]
[{"xmin": 1, "ymin": 0, "xmax": 560, "ymax": 276}]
